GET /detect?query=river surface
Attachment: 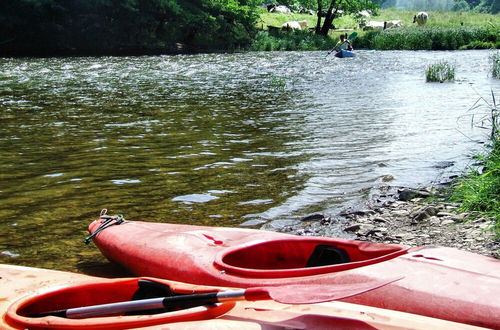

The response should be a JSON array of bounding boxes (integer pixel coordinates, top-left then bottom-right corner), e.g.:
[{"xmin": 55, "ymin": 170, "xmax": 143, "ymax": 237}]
[{"xmin": 1, "ymin": 50, "xmax": 499, "ymax": 274}]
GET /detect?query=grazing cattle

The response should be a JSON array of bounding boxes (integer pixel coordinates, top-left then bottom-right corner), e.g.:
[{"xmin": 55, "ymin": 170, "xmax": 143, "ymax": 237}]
[
  {"xmin": 270, "ymin": 5, "xmax": 291, "ymax": 14},
  {"xmin": 383, "ymin": 20, "xmax": 402, "ymax": 29},
  {"xmin": 413, "ymin": 12, "xmax": 428, "ymax": 25},
  {"xmin": 281, "ymin": 20, "xmax": 308, "ymax": 30},
  {"xmin": 360, "ymin": 20, "xmax": 385, "ymax": 30},
  {"xmin": 357, "ymin": 10, "xmax": 372, "ymax": 18},
  {"xmin": 299, "ymin": 7, "xmax": 314, "ymax": 15}
]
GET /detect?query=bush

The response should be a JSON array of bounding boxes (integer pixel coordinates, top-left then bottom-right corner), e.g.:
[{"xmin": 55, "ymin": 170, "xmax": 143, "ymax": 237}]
[{"xmin": 426, "ymin": 61, "xmax": 455, "ymax": 82}]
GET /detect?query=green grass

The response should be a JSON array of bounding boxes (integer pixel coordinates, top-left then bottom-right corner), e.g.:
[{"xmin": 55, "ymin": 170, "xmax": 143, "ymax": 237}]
[
  {"xmin": 426, "ymin": 61, "xmax": 455, "ymax": 82},
  {"xmin": 449, "ymin": 93, "xmax": 500, "ymax": 237},
  {"xmin": 256, "ymin": 8, "xmax": 499, "ymax": 51},
  {"xmin": 258, "ymin": 8, "xmax": 500, "ymax": 31},
  {"xmin": 373, "ymin": 9, "xmax": 500, "ymax": 28}
]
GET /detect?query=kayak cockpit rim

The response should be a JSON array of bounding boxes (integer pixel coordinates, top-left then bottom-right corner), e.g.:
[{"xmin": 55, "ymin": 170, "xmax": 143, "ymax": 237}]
[
  {"xmin": 5, "ymin": 277, "xmax": 235, "ymax": 329},
  {"xmin": 214, "ymin": 238, "xmax": 410, "ymax": 278}
]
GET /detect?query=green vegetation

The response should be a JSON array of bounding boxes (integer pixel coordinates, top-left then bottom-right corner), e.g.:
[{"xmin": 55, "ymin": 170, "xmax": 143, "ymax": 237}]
[
  {"xmin": 425, "ymin": 61, "xmax": 456, "ymax": 82},
  {"xmin": 0, "ymin": 0, "xmax": 261, "ymax": 56},
  {"xmin": 449, "ymin": 93, "xmax": 500, "ymax": 236},
  {"xmin": 356, "ymin": 26, "xmax": 498, "ymax": 50},
  {"xmin": 257, "ymin": 9, "xmax": 499, "ymax": 51},
  {"xmin": 493, "ymin": 52, "xmax": 500, "ymax": 78},
  {"xmin": 250, "ymin": 30, "xmax": 336, "ymax": 51},
  {"xmin": 373, "ymin": 9, "xmax": 500, "ymax": 27},
  {"xmin": 1, "ymin": 1, "xmax": 499, "ymax": 55}
]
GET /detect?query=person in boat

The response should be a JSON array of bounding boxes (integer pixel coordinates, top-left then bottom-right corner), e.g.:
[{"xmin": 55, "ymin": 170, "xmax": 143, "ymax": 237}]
[{"xmin": 333, "ymin": 33, "xmax": 353, "ymax": 52}]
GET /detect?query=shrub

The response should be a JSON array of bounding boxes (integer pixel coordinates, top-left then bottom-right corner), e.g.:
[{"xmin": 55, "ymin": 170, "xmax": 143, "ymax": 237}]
[{"xmin": 426, "ymin": 61, "xmax": 456, "ymax": 82}]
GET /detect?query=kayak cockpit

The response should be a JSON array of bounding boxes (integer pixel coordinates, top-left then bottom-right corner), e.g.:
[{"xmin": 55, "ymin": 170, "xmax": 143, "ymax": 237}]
[
  {"xmin": 215, "ymin": 238, "xmax": 409, "ymax": 278},
  {"xmin": 5, "ymin": 278, "xmax": 234, "ymax": 329}
]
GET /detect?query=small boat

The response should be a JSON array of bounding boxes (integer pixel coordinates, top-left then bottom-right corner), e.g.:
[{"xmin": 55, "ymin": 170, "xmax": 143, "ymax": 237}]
[
  {"xmin": 0, "ymin": 263, "xmax": 486, "ymax": 329},
  {"xmin": 335, "ymin": 49, "xmax": 356, "ymax": 58},
  {"xmin": 87, "ymin": 216, "xmax": 500, "ymax": 328}
]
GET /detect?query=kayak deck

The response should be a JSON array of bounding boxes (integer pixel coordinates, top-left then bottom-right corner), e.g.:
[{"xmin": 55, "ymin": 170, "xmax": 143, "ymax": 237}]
[
  {"xmin": 1, "ymin": 265, "xmax": 487, "ymax": 330},
  {"xmin": 87, "ymin": 218, "xmax": 500, "ymax": 328}
]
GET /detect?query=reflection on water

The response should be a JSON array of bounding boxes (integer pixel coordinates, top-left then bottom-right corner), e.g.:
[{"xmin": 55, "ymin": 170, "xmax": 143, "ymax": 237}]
[{"xmin": 0, "ymin": 50, "xmax": 498, "ymax": 273}]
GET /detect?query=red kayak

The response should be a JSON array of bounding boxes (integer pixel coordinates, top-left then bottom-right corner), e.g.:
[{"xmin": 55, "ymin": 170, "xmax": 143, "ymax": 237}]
[
  {"xmin": 2, "ymin": 264, "xmax": 484, "ymax": 330},
  {"xmin": 88, "ymin": 216, "xmax": 500, "ymax": 328}
]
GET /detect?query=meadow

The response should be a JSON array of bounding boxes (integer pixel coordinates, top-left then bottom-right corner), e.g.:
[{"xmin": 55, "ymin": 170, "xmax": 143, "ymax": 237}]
[{"xmin": 253, "ymin": 8, "xmax": 499, "ymax": 51}]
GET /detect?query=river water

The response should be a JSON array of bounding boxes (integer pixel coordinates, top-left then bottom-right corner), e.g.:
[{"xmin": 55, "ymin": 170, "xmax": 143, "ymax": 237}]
[{"xmin": 1, "ymin": 50, "xmax": 499, "ymax": 273}]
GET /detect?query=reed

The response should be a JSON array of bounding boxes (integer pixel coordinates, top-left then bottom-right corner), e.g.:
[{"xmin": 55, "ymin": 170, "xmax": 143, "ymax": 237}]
[
  {"xmin": 425, "ymin": 61, "xmax": 455, "ymax": 82},
  {"xmin": 449, "ymin": 92, "xmax": 499, "ymax": 237},
  {"xmin": 356, "ymin": 26, "xmax": 497, "ymax": 50},
  {"xmin": 493, "ymin": 52, "xmax": 500, "ymax": 78}
]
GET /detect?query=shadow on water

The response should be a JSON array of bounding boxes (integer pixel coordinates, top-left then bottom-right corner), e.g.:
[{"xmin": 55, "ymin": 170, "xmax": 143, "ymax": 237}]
[{"xmin": 0, "ymin": 50, "xmax": 498, "ymax": 273}]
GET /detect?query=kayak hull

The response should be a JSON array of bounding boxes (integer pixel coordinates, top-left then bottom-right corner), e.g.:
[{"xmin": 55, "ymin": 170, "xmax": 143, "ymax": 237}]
[
  {"xmin": 335, "ymin": 49, "xmax": 356, "ymax": 58},
  {"xmin": 88, "ymin": 219, "xmax": 500, "ymax": 328},
  {"xmin": 0, "ymin": 264, "xmax": 484, "ymax": 330}
]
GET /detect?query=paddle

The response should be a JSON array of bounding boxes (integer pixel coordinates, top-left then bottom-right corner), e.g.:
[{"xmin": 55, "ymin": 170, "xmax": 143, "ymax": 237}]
[
  {"xmin": 30, "ymin": 277, "xmax": 401, "ymax": 319},
  {"xmin": 325, "ymin": 31, "xmax": 358, "ymax": 57}
]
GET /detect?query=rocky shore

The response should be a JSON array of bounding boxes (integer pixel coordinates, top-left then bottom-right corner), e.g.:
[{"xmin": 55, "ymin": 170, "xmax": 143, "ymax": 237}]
[{"xmin": 259, "ymin": 185, "xmax": 500, "ymax": 259}]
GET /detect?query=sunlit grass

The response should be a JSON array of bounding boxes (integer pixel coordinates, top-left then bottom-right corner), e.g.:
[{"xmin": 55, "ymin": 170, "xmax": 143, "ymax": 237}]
[
  {"xmin": 257, "ymin": 8, "xmax": 499, "ymax": 51},
  {"xmin": 374, "ymin": 9, "xmax": 500, "ymax": 28},
  {"xmin": 449, "ymin": 92, "xmax": 499, "ymax": 237}
]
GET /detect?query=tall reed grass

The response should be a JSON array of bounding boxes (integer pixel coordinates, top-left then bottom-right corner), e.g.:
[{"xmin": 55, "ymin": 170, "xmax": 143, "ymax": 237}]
[
  {"xmin": 493, "ymin": 52, "xmax": 500, "ymax": 78},
  {"xmin": 356, "ymin": 26, "xmax": 497, "ymax": 50},
  {"xmin": 426, "ymin": 61, "xmax": 455, "ymax": 82},
  {"xmin": 449, "ymin": 92, "xmax": 500, "ymax": 237}
]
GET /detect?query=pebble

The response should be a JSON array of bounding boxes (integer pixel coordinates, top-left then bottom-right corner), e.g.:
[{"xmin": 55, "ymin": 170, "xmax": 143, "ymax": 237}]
[{"xmin": 261, "ymin": 184, "xmax": 499, "ymax": 259}]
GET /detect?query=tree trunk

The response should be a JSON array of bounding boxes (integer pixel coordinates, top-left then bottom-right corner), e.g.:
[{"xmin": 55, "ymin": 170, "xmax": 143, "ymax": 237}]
[
  {"xmin": 317, "ymin": 0, "xmax": 337, "ymax": 36},
  {"xmin": 315, "ymin": 1, "xmax": 322, "ymax": 34}
]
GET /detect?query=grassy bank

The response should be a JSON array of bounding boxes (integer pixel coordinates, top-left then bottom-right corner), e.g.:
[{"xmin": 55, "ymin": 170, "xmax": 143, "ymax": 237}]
[
  {"xmin": 255, "ymin": 9, "xmax": 500, "ymax": 51},
  {"xmin": 355, "ymin": 26, "xmax": 498, "ymax": 50},
  {"xmin": 448, "ymin": 91, "xmax": 500, "ymax": 237}
]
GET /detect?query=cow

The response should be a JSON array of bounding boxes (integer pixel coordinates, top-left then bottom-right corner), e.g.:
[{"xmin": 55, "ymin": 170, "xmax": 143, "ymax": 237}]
[
  {"xmin": 270, "ymin": 5, "xmax": 291, "ymax": 14},
  {"xmin": 281, "ymin": 20, "xmax": 308, "ymax": 30},
  {"xmin": 360, "ymin": 21, "xmax": 385, "ymax": 30},
  {"xmin": 383, "ymin": 20, "xmax": 402, "ymax": 29},
  {"xmin": 299, "ymin": 7, "xmax": 314, "ymax": 15},
  {"xmin": 357, "ymin": 10, "xmax": 372, "ymax": 18},
  {"xmin": 413, "ymin": 12, "xmax": 428, "ymax": 26}
]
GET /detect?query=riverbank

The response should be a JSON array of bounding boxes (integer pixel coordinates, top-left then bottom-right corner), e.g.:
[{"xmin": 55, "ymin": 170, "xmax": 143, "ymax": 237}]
[{"xmin": 261, "ymin": 183, "xmax": 500, "ymax": 259}]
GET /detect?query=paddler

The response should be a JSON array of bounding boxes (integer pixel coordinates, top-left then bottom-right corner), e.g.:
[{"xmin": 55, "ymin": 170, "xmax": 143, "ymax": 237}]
[{"xmin": 333, "ymin": 33, "xmax": 353, "ymax": 51}]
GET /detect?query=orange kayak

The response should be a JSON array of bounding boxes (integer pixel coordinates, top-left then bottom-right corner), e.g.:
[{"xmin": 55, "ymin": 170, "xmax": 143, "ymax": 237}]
[
  {"xmin": 88, "ymin": 217, "xmax": 500, "ymax": 328},
  {"xmin": 0, "ymin": 264, "xmax": 487, "ymax": 329}
]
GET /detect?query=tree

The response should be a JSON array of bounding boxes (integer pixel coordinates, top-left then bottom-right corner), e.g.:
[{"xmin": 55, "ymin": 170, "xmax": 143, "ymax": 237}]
[
  {"xmin": 0, "ymin": 0, "xmax": 261, "ymax": 55},
  {"xmin": 314, "ymin": 0, "xmax": 377, "ymax": 36},
  {"xmin": 452, "ymin": 0, "xmax": 471, "ymax": 11}
]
